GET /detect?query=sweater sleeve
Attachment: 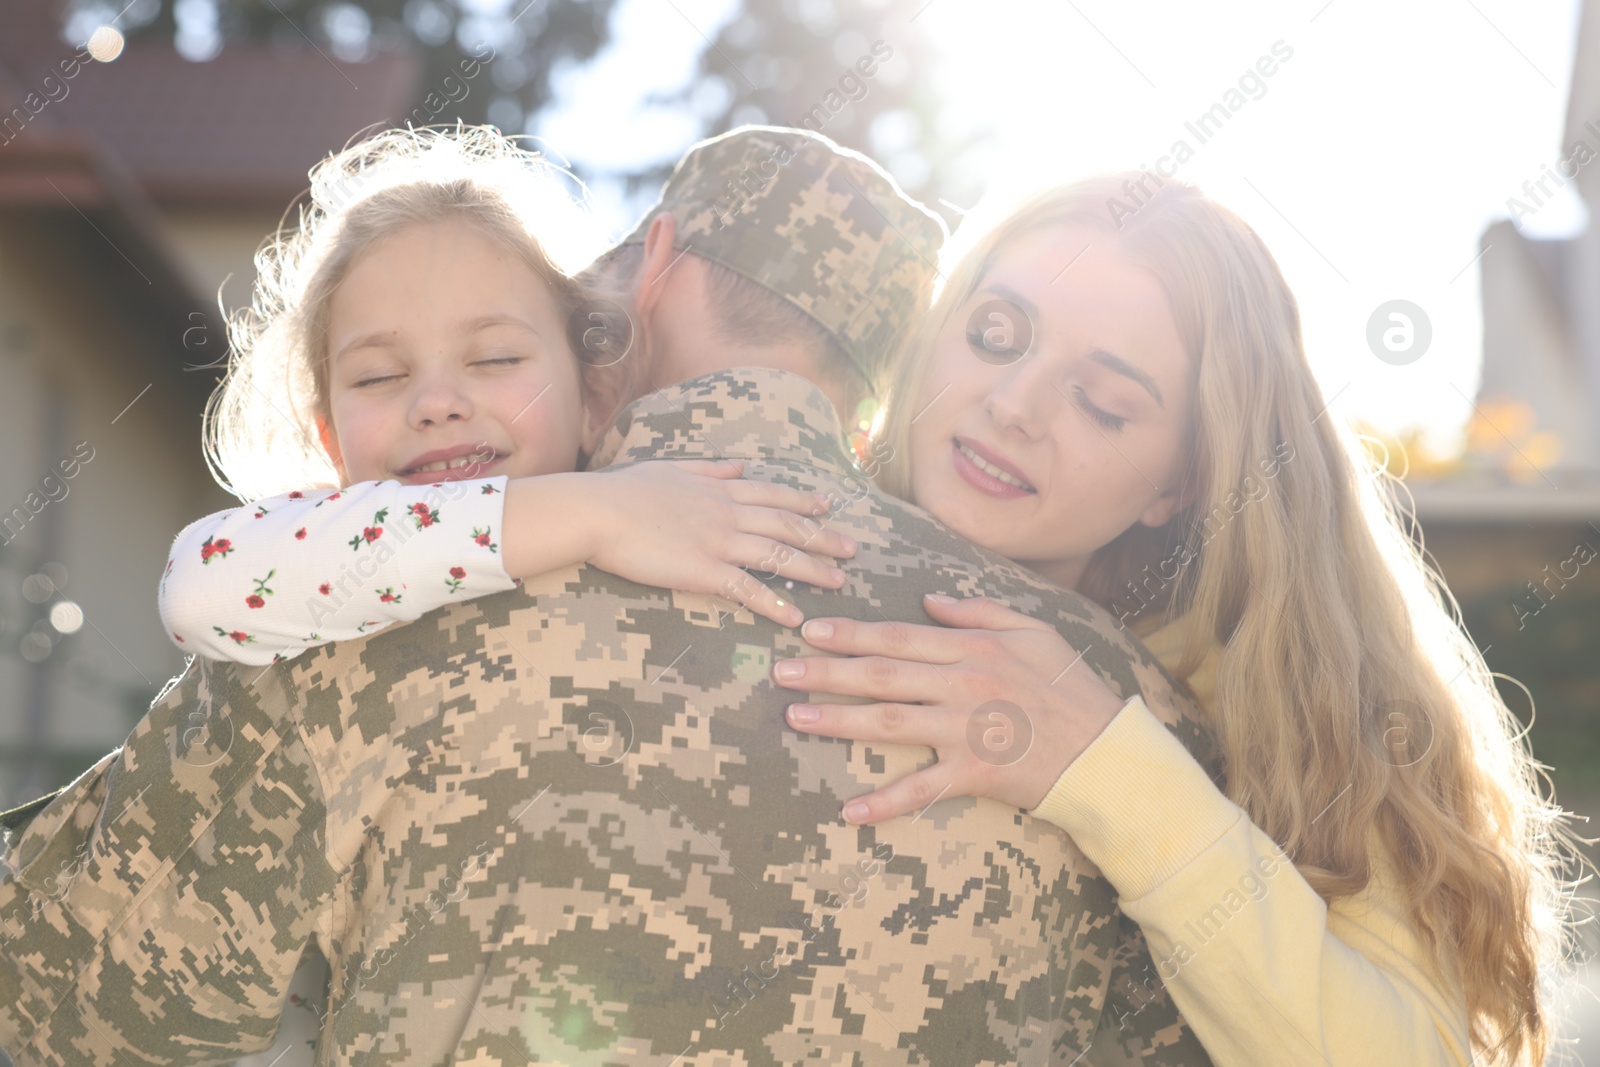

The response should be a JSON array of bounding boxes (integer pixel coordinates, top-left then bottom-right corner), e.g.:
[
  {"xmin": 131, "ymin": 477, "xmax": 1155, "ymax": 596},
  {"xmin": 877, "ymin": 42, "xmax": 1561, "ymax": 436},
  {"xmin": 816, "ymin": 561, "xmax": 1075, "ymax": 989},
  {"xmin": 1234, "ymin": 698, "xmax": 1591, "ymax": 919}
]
[
  {"xmin": 1032, "ymin": 695, "xmax": 1474, "ymax": 1067},
  {"xmin": 159, "ymin": 477, "xmax": 517, "ymax": 665}
]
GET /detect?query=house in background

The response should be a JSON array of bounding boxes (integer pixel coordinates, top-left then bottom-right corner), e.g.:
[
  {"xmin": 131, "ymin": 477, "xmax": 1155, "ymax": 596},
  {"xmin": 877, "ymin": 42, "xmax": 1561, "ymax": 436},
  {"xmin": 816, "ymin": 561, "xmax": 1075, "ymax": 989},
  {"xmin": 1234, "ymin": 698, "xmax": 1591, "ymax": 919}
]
[
  {"xmin": 1401, "ymin": 0, "xmax": 1600, "ymax": 785},
  {"xmin": 0, "ymin": 0, "xmax": 418, "ymax": 803},
  {"xmin": 1452, "ymin": 0, "xmax": 1600, "ymax": 503}
]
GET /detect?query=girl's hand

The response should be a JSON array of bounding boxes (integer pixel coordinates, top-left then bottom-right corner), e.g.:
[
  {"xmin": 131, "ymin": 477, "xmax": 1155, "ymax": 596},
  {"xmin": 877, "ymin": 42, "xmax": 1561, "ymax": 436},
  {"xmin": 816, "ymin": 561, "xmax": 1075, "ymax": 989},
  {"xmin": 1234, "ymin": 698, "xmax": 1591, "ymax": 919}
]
[
  {"xmin": 772, "ymin": 593, "xmax": 1131, "ymax": 821},
  {"xmin": 586, "ymin": 459, "xmax": 858, "ymax": 627}
]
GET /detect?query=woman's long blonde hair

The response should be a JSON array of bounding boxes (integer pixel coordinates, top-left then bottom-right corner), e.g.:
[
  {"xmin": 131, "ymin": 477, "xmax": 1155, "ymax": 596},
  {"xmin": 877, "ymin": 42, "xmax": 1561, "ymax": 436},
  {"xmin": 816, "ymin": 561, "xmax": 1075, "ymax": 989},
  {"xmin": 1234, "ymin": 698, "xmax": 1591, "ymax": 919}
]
[
  {"xmin": 874, "ymin": 174, "xmax": 1588, "ymax": 1065},
  {"xmin": 204, "ymin": 125, "xmax": 613, "ymax": 502}
]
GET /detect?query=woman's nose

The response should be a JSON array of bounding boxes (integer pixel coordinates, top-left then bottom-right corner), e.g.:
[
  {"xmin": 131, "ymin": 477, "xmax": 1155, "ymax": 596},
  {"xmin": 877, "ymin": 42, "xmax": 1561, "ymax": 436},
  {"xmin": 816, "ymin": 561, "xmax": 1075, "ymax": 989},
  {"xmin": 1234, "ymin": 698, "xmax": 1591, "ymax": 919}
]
[{"xmin": 983, "ymin": 360, "xmax": 1051, "ymax": 439}]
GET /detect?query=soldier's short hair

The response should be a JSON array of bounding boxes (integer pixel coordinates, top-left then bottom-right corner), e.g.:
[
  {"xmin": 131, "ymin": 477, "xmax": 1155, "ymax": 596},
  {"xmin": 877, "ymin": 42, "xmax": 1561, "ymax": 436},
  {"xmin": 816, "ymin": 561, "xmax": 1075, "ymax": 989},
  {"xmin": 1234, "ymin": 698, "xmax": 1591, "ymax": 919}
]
[{"xmin": 578, "ymin": 243, "xmax": 861, "ymax": 404}]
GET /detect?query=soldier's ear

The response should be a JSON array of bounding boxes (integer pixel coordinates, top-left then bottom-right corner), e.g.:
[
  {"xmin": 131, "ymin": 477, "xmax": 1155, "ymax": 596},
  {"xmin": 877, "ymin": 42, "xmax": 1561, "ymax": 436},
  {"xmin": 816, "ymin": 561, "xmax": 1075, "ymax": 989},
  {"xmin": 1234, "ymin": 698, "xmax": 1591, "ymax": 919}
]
[{"xmin": 634, "ymin": 214, "xmax": 678, "ymax": 322}]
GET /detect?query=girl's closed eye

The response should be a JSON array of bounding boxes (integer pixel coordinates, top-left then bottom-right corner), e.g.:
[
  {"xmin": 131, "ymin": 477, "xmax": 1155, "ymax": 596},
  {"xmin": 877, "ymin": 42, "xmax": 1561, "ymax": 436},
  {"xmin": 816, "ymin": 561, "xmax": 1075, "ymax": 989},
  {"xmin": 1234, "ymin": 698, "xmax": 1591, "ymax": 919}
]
[{"xmin": 354, "ymin": 370, "xmax": 404, "ymax": 388}]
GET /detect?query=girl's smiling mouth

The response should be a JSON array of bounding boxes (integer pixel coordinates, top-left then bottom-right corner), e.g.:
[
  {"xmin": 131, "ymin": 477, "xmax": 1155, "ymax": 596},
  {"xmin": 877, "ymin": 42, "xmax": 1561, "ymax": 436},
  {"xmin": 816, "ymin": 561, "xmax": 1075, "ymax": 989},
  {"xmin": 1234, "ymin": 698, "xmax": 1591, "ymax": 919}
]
[{"xmin": 397, "ymin": 445, "xmax": 505, "ymax": 482}]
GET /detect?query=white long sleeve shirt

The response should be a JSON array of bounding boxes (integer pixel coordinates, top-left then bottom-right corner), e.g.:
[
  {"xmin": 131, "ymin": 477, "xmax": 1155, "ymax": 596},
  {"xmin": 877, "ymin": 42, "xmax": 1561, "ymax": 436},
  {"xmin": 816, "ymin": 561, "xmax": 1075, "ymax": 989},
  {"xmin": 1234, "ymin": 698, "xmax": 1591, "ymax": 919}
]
[{"xmin": 160, "ymin": 477, "xmax": 517, "ymax": 665}]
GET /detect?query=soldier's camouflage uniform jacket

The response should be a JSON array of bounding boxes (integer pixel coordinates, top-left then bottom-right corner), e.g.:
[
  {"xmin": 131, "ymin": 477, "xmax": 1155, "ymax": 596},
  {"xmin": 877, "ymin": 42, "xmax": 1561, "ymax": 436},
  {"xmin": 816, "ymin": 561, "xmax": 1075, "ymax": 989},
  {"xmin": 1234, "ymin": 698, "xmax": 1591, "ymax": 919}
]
[{"xmin": 0, "ymin": 368, "xmax": 1219, "ymax": 1067}]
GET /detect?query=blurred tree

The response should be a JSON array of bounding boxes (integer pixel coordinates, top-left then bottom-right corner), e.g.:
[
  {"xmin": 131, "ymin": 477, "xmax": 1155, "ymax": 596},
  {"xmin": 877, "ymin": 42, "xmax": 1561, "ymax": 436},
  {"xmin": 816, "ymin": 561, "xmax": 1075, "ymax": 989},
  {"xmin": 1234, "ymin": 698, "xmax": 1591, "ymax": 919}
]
[
  {"xmin": 70, "ymin": 0, "xmax": 972, "ymax": 225},
  {"xmin": 661, "ymin": 0, "xmax": 975, "ymax": 224},
  {"xmin": 1462, "ymin": 397, "xmax": 1564, "ymax": 483},
  {"xmin": 1351, "ymin": 418, "xmax": 1464, "ymax": 481}
]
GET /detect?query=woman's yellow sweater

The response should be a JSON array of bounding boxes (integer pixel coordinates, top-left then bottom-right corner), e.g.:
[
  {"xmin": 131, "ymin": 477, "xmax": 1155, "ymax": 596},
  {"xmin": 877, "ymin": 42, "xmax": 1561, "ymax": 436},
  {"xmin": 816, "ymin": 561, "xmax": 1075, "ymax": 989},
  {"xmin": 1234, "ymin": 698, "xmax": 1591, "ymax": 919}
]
[{"xmin": 1033, "ymin": 611, "xmax": 1474, "ymax": 1065}]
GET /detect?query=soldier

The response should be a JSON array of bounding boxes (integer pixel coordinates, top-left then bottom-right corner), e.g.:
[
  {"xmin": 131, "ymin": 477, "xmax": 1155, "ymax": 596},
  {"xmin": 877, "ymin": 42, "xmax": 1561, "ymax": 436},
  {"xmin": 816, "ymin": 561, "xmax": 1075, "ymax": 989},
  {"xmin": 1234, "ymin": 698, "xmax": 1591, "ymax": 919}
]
[{"xmin": 0, "ymin": 127, "xmax": 1215, "ymax": 1065}]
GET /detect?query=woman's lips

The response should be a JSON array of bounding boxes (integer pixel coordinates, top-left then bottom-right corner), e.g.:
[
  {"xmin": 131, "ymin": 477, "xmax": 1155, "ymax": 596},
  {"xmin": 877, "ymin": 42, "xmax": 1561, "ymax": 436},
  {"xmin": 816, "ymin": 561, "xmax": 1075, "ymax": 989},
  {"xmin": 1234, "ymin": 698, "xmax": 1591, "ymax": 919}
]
[{"xmin": 951, "ymin": 438, "xmax": 1036, "ymax": 500}]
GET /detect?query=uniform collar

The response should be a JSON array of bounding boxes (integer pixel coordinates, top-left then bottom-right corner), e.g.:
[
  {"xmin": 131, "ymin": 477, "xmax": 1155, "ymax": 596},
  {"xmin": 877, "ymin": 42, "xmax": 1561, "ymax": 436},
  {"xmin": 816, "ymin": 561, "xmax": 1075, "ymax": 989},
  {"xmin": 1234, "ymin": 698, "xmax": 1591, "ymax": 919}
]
[{"xmin": 586, "ymin": 367, "xmax": 861, "ymax": 478}]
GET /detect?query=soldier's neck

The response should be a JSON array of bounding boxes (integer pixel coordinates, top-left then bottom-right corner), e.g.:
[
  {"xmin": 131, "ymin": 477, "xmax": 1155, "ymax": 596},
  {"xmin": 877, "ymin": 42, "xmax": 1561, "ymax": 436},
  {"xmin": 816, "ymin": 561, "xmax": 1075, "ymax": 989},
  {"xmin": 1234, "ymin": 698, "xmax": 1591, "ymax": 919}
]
[
  {"xmin": 653, "ymin": 347, "xmax": 852, "ymax": 426},
  {"xmin": 593, "ymin": 365, "xmax": 863, "ymax": 478}
]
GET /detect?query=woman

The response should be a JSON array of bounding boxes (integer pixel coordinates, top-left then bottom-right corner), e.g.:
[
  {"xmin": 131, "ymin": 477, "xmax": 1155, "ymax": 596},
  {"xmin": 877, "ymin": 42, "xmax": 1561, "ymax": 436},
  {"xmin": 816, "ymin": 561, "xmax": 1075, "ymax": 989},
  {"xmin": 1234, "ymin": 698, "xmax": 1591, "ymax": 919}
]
[{"xmin": 771, "ymin": 175, "xmax": 1586, "ymax": 1066}]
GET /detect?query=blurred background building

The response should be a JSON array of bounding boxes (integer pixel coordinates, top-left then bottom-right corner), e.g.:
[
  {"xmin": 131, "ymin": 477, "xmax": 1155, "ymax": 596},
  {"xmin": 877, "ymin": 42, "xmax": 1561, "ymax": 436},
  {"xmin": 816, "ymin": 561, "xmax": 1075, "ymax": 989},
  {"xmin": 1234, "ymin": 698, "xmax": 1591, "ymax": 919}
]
[
  {"xmin": 1410, "ymin": 0, "xmax": 1600, "ymax": 788},
  {"xmin": 0, "ymin": 1, "xmax": 428, "ymax": 800}
]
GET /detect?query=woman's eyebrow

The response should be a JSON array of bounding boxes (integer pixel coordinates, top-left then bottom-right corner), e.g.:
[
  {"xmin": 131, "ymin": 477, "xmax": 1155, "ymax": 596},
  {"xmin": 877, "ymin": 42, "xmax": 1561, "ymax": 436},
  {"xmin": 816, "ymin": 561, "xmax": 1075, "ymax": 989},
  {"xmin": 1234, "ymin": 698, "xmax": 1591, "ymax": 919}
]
[
  {"xmin": 977, "ymin": 281, "xmax": 1165, "ymax": 408},
  {"xmin": 1088, "ymin": 348, "xmax": 1164, "ymax": 408},
  {"xmin": 974, "ymin": 281, "xmax": 1041, "ymax": 323}
]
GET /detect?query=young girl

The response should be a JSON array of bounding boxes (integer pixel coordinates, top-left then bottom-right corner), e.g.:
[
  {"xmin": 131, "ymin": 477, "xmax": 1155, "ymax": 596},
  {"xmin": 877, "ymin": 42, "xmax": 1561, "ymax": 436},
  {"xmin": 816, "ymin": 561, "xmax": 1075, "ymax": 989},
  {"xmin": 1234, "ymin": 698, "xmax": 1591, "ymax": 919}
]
[
  {"xmin": 161, "ymin": 125, "xmax": 856, "ymax": 668},
  {"xmin": 767, "ymin": 177, "xmax": 1589, "ymax": 1066}
]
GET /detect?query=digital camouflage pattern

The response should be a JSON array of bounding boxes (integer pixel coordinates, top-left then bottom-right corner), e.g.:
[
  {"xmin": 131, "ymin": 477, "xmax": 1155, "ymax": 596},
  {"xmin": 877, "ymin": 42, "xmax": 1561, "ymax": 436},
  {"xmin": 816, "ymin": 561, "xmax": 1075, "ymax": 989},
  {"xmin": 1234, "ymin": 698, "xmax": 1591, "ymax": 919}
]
[
  {"xmin": 0, "ymin": 369, "xmax": 1218, "ymax": 1066},
  {"xmin": 618, "ymin": 126, "xmax": 948, "ymax": 395}
]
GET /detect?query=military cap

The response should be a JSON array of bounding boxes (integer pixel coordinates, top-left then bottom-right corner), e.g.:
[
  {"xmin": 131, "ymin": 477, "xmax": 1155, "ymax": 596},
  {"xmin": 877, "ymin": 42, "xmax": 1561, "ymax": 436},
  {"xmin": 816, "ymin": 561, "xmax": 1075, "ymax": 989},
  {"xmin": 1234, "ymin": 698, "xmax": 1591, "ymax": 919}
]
[{"xmin": 619, "ymin": 125, "xmax": 948, "ymax": 393}]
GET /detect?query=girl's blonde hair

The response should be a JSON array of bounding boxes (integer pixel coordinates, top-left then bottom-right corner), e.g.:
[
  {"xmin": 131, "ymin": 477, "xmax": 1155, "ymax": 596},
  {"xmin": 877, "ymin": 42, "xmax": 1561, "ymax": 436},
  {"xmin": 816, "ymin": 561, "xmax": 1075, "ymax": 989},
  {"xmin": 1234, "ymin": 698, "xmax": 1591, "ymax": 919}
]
[
  {"xmin": 874, "ymin": 174, "xmax": 1589, "ymax": 1066},
  {"xmin": 205, "ymin": 125, "xmax": 614, "ymax": 501}
]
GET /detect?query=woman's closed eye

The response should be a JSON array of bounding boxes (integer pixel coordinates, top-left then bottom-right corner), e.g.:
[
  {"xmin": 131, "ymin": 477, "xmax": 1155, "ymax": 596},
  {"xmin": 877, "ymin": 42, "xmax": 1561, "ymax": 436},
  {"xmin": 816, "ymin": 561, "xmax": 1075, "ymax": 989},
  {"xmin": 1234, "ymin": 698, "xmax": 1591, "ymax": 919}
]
[
  {"xmin": 964, "ymin": 328, "xmax": 1129, "ymax": 430},
  {"xmin": 1070, "ymin": 385, "xmax": 1127, "ymax": 431},
  {"xmin": 965, "ymin": 328, "xmax": 1025, "ymax": 362}
]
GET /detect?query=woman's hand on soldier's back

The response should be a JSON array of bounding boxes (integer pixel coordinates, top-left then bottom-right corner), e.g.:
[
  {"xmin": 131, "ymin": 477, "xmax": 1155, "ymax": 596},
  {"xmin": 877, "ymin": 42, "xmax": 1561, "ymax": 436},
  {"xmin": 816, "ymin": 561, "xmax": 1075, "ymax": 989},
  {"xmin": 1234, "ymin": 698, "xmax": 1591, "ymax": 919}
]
[{"xmin": 502, "ymin": 458, "xmax": 858, "ymax": 628}]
